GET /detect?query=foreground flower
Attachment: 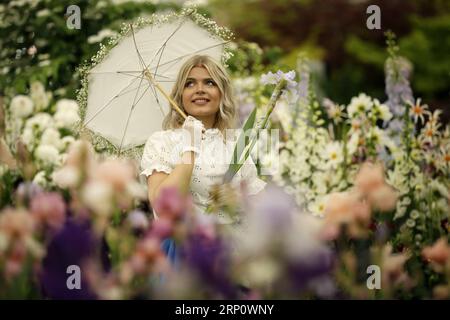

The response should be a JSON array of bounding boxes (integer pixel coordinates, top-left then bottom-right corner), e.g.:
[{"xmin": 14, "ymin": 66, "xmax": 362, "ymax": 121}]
[
  {"xmin": 354, "ymin": 162, "xmax": 398, "ymax": 212},
  {"xmin": 40, "ymin": 218, "xmax": 108, "ymax": 299},
  {"xmin": 30, "ymin": 192, "xmax": 66, "ymax": 231},
  {"xmin": 422, "ymin": 238, "xmax": 450, "ymax": 267},
  {"xmin": 0, "ymin": 208, "xmax": 44, "ymax": 278},
  {"xmin": 153, "ymin": 187, "xmax": 191, "ymax": 222}
]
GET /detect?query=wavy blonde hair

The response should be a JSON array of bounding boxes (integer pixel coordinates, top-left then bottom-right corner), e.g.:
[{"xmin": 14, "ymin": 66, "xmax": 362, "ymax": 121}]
[{"xmin": 162, "ymin": 55, "xmax": 237, "ymax": 133}]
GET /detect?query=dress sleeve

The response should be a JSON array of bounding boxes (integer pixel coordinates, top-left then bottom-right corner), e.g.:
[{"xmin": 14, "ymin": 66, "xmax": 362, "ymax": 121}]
[
  {"xmin": 140, "ymin": 131, "xmax": 178, "ymax": 178},
  {"xmin": 239, "ymin": 155, "xmax": 267, "ymax": 195}
]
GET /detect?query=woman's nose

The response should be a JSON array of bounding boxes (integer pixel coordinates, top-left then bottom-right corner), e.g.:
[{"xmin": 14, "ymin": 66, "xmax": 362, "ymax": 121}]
[{"xmin": 195, "ymin": 82, "xmax": 205, "ymax": 92}]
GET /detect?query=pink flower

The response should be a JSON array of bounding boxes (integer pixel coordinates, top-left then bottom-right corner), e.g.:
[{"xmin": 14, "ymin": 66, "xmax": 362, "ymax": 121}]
[
  {"xmin": 153, "ymin": 187, "xmax": 190, "ymax": 222},
  {"xmin": 322, "ymin": 192, "xmax": 372, "ymax": 239},
  {"xmin": 149, "ymin": 218, "xmax": 174, "ymax": 239},
  {"xmin": 4, "ymin": 242, "xmax": 27, "ymax": 278},
  {"xmin": 324, "ymin": 192, "xmax": 361, "ymax": 225},
  {"xmin": 64, "ymin": 140, "xmax": 97, "ymax": 173},
  {"xmin": 368, "ymin": 184, "xmax": 398, "ymax": 212},
  {"xmin": 94, "ymin": 159, "xmax": 135, "ymax": 193},
  {"xmin": 422, "ymin": 238, "xmax": 450, "ymax": 266},
  {"xmin": 30, "ymin": 192, "xmax": 66, "ymax": 231},
  {"xmin": 354, "ymin": 162, "xmax": 385, "ymax": 195},
  {"xmin": 130, "ymin": 237, "xmax": 164, "ymax": 274},
  {"xmin": 354, "ymin": 162, "xmax": 398, "ymax": 212},
  {"xmin": 381, "ymin": 244, "xmax": 411, "ymax": 287},
  {"xmin": 0, "ymin": 208, "xmax": 35, "ymax": 239}
]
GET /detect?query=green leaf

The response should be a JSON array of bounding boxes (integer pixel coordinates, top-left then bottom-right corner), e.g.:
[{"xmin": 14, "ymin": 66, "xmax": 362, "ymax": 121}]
[{"xmin": 223, "ymin": 105, "xmax": 257, "ymax": 182}]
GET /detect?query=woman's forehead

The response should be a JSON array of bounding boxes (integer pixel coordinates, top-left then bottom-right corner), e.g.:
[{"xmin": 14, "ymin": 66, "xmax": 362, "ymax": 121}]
[{"xmin": 187, "ymin": 66, "xmax": 211, "ymax": 79}]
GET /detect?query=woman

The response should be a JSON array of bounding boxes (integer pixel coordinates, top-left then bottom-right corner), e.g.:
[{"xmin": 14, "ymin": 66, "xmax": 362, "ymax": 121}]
[
  {"xmin": 140, "ymin": 55, "xmax": 266, "ymax": 218},
  {"xmin": 140, "ymin": 55, "xmax": 266, "ymax": 263}
]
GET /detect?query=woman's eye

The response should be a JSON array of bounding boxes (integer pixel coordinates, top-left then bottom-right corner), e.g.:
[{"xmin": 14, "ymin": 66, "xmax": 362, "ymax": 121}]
[
  {"xmin": 206, "ymin": 80, "xmax": 216, "ymax": 86},
  {"xmin": 185, "ymin": 81, "xmax": 194, "ymax": 88}
]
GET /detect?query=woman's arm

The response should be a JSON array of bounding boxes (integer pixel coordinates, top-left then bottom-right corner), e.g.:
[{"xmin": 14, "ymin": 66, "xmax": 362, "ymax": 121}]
[{"xmin": 146, "ymin": 151, "xmax": 195, "ymax": 205}]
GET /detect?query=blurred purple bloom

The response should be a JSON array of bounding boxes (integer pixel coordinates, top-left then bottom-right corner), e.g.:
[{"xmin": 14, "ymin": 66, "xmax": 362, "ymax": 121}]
[
  {"xmin": 260, "ymin": 70, "xmax": 298, "ymax": 103},
  {"xmin": 287, "ymin": 246, "xmax": 335, "ymax": 295},
  {"xmin": 180, "ymin": 231, "xmax": 237, "ymax": 299},
  {"xmin": 251, "ymin": 184, "xmax": 296, "ymax": 232},
  {"xmin": 40, "ymin": 217, "xmax": 110, "ymax": 299},
  {"xmin": 384, "ymin": 57, "xmax": 414, "ymax": 115},
  {"xmin": 127, "ymin": 209, "xmax": 149, "ymax": 232},
  {"xmin": 15, "ymin": 182, "xmax": 43, "ymax": 204}
]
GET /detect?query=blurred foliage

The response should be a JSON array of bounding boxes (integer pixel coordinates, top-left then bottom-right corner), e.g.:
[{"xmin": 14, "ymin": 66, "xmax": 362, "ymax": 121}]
[
  {"xmin": 0, "ymin": 0, "xmax": 181, "ymax": 99},
  {"xmin": 208, "ymin": 0, "xmax": 450, "ymax": 121}
]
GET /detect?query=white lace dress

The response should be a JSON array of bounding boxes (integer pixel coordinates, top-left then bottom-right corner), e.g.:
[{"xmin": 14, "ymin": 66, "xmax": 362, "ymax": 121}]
[{"xmin": 140, "ymin": 128, "xmax": 267, "ymax": 223}]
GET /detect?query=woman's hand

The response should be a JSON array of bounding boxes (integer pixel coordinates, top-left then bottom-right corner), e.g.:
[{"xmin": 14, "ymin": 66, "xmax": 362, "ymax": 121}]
[{"xmin": 180, "ymin": 115, "xmax": 205, "ymax": 157}]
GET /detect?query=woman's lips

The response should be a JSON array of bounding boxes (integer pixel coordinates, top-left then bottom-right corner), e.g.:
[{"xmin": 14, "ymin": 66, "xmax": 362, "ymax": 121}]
[{"xmin": 192, "ymin": 98, "xmax": 210, "ymax": 106}]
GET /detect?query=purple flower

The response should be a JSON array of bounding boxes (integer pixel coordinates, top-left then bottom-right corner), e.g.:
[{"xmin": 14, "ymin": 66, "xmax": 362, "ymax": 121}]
[
  {"xmin": 250, "ymin": 184, "xmax": 296, "ymax": 233},
  {"xmin": 15, "ymin": 182, "xmax": 43, "ymax": 205},
  {"xmin": 180, "ymin": 230, "xmax": 237, "ymax": 299},
  {"xmin": 287, "ymin": 246, "xmax": 335, "ymax": 296},
  {"xmin": 384, "ymin": 57, "xmax": 414, "ymax": 116},
  {"xmin": 260, "ymin": 70, "xmax": 298, "ymax": 103},
  {"xmin": 39, "ymin": 217, "xmax": 110, "ymax": 299}
]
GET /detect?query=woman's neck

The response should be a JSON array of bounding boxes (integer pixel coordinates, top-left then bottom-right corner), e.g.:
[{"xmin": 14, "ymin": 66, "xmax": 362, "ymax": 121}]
[{"xmin": 194, "ymin": 114, "xmax": 216, "ymax": 129}]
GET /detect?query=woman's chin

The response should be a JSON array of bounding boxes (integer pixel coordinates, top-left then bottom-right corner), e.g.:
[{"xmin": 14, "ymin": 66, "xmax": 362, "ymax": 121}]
[{"xmin": 187, "ymin": 108, "xmax": 217, "ymax": 117}]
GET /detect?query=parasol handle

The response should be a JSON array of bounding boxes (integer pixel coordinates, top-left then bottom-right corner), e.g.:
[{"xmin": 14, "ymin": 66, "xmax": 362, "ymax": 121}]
[{"xmin": 144, "ymin": 70, "xmax": 187, "ymax": 120}]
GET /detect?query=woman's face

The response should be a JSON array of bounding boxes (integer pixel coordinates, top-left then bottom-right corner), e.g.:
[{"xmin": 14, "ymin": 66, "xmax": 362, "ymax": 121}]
[{"xmin": 182, "ymin": 66, "xmax": 221, "ymax": 120}]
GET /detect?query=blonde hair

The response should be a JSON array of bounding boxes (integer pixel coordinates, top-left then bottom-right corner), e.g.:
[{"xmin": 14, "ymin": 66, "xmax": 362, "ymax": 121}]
[{"xmin": 162, "ymin": 55, "xmax": 237, "ymax": 133}]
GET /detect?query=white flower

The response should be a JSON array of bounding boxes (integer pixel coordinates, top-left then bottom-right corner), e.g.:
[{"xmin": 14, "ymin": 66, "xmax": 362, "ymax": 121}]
[
  {"xmin": 323, "ymin": 141, "xmax": 344, "ymax": 169},
  {"xmin": 10, "ymin": 95, "xmax": 34, "ymax": 118},
  {"xmin": 35, "ymin": 144, "xmax": 60, "ymax": 166},
  {"xmin": 371, "ymin": 99, "xmax": 392, "ymax": 122},
  {"xmin": 54, "ymin": 109, "xmax": 80, "ymax": 129},
  {"xmin": 368, "ymin": 127, "xmax": 390, "ymax": 147},
  {"xmin": 378, "ymin": 104, "xmax": 392, "ymax": 121},
  {"xmin": 52, "ymin": 166, "xmax": 80, "ymax": 189},
  {"xmin": 82, "ymin": 181, "xmax": 113, "ymax": 215},
  {"xmin": 308, "ymin": 196, "xmax": 328, "ymax": 217},
  {"xmin": 60, "ymin": 136, "xmax": 76, "ymax": 152},
  {"xmin": 32, "ymin": 171, "xmax": 48, "ymax": 188},
  {"xmin": 55, "ymin": 99, "xmax": 79, "ymax": 114},
  {"xmin": 40, "ymin": 127, "xmax": 62, "ymax": 150},
  {"xmin": 30, "ymin": 82, "xmax": 49, "ymax": 112},
  {"xmin": 21, "ymin": 127, "xmax": 34, "ymax": 148},
  {"xmin": 347, "ymin": 132, "xmax": 360, "ymax": 155},
  {"xmin": 347, "ymin": 93, "xmax": 373, "ymax": 118},
  {"xmin": 25, "ymin": 113, "xmax": 54, "ymax": 132}
]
